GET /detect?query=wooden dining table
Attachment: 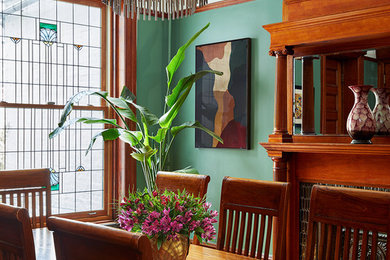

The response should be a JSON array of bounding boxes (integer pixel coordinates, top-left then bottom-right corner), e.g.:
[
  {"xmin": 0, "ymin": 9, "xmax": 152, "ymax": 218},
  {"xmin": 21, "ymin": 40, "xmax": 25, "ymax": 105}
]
[{"xmin": 33, "ymin": 228, "xmax": 253, "ymax": 259}]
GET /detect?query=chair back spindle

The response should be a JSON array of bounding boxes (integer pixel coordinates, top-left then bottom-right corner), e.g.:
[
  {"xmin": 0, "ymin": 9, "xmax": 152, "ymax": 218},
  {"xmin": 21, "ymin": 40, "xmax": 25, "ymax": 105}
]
[
  {"xmin": 0, "ymin": 169, "xmax": 51, "ymax": 228},
  {"xmin": 305, "ymin": 185, "xmax": 390, "ymax": 260},
  {"xmin": 217, "ymin": 177, "xmax": 289, "ymax": 259}
]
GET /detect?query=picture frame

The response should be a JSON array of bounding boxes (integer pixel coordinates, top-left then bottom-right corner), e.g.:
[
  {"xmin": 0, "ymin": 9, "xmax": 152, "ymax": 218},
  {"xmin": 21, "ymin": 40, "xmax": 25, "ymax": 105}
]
[{"xmin": 195, "ymin": 38, "xmax": 251, "ymax": 149}]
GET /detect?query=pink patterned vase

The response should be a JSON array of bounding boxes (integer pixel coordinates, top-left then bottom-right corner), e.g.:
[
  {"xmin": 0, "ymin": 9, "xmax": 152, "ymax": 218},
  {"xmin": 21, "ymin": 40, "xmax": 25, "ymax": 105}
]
[
  {"xmin": 371, "ymin": 88, "xmax": 390, "ymax": 135},
  {"xmin": 346, "ymin": 85, "xmax": 375, "ymax": 144}
]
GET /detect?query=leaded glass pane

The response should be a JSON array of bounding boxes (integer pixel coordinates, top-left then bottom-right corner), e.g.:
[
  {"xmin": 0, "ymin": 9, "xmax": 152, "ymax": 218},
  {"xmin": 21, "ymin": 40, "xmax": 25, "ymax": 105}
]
[{"xmin": 0, "ymin": 0, "xmax": 105, "ymax": 215}]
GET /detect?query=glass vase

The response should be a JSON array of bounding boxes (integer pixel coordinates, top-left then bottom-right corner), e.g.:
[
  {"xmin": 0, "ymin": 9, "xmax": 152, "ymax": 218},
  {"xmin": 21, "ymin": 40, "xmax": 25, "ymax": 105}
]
[
  {"xmin": 150, "ymin": 234, "xmax": 189, "ymax": 260},
  {"xmin": 371, "ymin": 88, "xmax": 390, "ymax": 135},
  {"xmin": 346, "ymin": 85, "xmax": 375, "ymax": 144}
]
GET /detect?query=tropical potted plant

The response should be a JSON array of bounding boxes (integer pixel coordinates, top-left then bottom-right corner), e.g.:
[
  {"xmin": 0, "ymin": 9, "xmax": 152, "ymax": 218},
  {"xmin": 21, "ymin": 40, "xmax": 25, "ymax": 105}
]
[
  {"xmin": 49, "ymin": 23, "xmax": 223, "ymax": 192},
  {"xmin": 118, "ymin": 188, "xmax": 218, "ymax": 259}
]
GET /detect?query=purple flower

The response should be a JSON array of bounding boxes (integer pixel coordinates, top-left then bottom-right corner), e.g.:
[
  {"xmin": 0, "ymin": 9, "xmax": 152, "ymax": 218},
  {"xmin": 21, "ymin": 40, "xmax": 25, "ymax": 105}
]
[
  {"xmin": 160, "ymin": 215, "xmax": 172, "ymax": 234},
  {"xmin": 150, "ymin": 211, "xmax": 160, "ymax": 219},
  {"xmin": 189, "ymin": 220, "xmax": 200, "ymax": 231},
  {"xmin": 170, "ymin": 221, "xmax": 183, "ymax": 233}
]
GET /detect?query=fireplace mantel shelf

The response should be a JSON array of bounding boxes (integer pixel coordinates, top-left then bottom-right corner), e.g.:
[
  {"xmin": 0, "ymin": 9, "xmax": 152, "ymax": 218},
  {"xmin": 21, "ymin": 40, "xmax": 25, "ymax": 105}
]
[{"xmin": 260, "ymin": 142, "xmax": 390, "ymax": 156}]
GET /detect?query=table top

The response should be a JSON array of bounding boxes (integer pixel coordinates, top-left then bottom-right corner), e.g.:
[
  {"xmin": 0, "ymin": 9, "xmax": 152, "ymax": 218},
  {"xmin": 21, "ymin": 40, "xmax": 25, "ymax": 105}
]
[
  {"xmin": 33, "ymin": 228, "xmax": 253, "ymax": 260},
  {"xmin": 187, "ymin": 245, "xmax": 254, "ymax": 260}
]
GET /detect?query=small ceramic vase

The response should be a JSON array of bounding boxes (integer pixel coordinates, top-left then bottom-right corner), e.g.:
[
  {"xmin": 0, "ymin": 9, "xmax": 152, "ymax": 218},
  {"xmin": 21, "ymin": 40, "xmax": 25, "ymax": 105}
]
[
  {"xmin": 371, "ymin": 88, "xmax": 390, "ymax": 135},
  {"xmin": 346, "ymin": 85, "xmax": 376, "ymax": 144}
]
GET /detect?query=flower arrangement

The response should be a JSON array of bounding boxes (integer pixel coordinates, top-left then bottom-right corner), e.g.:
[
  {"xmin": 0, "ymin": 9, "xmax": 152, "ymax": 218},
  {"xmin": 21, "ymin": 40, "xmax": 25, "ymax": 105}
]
[{"xmin": 117, "ymin": 188, "xmax": 218, "ymax": 249}]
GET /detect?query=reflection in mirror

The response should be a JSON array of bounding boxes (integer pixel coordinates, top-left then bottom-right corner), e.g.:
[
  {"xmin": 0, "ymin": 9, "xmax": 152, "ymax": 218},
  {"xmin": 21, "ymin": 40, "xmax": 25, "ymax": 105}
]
[
  {"xmin": 293, "ymin": 56, "xmax": 321, "ymax": 135},
  {"xmin": 293, "ymin": 48, "xmax": 390, "ymax": 136}
]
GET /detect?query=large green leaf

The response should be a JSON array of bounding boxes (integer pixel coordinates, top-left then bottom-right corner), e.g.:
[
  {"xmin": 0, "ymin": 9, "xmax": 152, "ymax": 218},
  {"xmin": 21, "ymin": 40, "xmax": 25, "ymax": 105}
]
[
  {"xmin": 159, "ymin": 70, "xmax": 222, "ymax": 129},
  {"xmin": 171, "ymin": 121, "xmax": 223, "ymax": 144},
  {"xmin": 86, "ymin": 128, "xmax": 121, "ymax": 155},
  {"xmin": 119, "ymin": 86, "xmax": 158, "ymax": 126},
  {"xmin": 107, "ymin": 97, "xmax": 130, "ymax": 109},
  {"xmin": 120, "ymin": 86, "xmax": 136, "ymax": 103},
  {"xmin": 59, "ymin": 90, "xmax": 107, "ymax": 126},
  {"xmin": 130, "ymin": 102, "xmax": 159, "ymax": 126},
  {"xmin": 49, "ymin": 117, "xmax": 119, "ymax": 139},
  {"xmin": 131, "ymin": 146, "xmax": 157, "ymax": 162},
  {"xmin": 119, "ymin": 130, "xmax": 143, "ymax": 147},
  {"xmin": 78, "ymin": 118, "xmax": 119, "ymax": 127},
  {"xmin": 175, "ymin": 167, "xmax": 200, "ymax": 174},
  {"xmin": 49, "ymin": 118, "xmax": 79, "ymax": 139},
  {"xmin": 166, "ymin": 23, "xmax": 210, "ymax": 89},
  {"xmin": 149, "ymin": 128, "xmax": 168, "ymax": 143},
  {"xmin": 166, "ymin": 70, "xmax": 222, "ymax": 107},
  {"xmin": 117, "ymin": 107, "xmax": 137, "ymax": 122}
]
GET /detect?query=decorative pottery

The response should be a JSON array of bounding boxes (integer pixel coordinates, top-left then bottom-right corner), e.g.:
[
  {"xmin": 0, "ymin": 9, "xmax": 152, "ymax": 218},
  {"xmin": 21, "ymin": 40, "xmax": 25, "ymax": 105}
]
[
  {"xmin": 346, "ymin": 85, "xmax": 376, "ymax": 144},
  {"xmin": 150, "ymin": 234, "xmax": 189, "ymax": 260},
  {"xmin": 371, "ymin": 88, "xmax": 390, "ymax": 135}
]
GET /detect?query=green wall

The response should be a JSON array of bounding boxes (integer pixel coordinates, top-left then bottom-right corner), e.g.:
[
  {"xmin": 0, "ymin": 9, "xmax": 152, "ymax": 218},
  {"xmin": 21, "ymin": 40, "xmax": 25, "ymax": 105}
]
[
  {"xmin": 136, "ymin": 0, "xmax": 283, "ymax": 240},
  {"xmin": 136, "ymin": 19, "xmax": 170, "ymax": 188},
  {"xmin": 169, "ymin": 0, "xmax": 282, "ymax": 220}
]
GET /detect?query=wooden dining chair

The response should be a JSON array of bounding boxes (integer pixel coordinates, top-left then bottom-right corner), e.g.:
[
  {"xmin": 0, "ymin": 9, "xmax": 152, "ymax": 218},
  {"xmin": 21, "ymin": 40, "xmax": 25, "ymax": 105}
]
[
  {"xmin": 156, "ymin": 171, "xmax": 211, "ymax": 245},
  {"xmin": 156, "ymin": 171, "xmax": 211, "ymax": 198},
  {"xmin": 0, "ymin": 203, "xmax": 36, "ymax": 260},
  {"xmin": 216, "ymin": 177, "xmax": 289, "ymax": 259},
  {"xmin": 47, "ymin": 216, "xmax": 153, "ymax": 260},
  {"xmin": 305, "ymin": 185, "xmax": 390, "ymax": 260},
  {"xmin": 0, "ymin": 169, "xmax": 51, "ymax": 228}
]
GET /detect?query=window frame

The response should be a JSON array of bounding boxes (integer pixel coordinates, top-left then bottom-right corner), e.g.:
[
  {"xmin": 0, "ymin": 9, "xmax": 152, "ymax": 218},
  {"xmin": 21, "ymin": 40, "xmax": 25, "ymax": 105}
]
[{"xmin": 0, "ymin": 0, "xmax": 112, "ymax": 221}]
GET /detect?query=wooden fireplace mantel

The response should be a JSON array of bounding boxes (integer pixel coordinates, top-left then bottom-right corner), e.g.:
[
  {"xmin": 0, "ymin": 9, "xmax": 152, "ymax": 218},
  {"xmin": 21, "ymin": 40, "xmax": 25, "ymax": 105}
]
[
  {"xmin": 261, "ymin": 142, "xmax": 390, "ymax": 156},
  {"xmin": 264, "ymin": 5, "xmax": 390, "ymax": 56},
  {"xmin": 262, "ymin": 1, "xmax": 390, "ymax": 259}
]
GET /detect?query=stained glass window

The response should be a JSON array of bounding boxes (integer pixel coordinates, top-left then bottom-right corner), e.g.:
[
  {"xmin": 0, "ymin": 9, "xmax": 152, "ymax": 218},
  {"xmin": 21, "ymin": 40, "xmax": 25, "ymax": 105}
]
[{"xmin": 0, "ymin": 0, "xmax": 106, "ymax": 215}]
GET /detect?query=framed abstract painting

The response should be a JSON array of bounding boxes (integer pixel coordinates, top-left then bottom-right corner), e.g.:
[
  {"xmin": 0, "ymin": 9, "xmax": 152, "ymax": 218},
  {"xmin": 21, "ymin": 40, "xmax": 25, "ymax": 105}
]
[{"xmin": 195, "ymin": 38, "xmax": 251, "ymax": 149}]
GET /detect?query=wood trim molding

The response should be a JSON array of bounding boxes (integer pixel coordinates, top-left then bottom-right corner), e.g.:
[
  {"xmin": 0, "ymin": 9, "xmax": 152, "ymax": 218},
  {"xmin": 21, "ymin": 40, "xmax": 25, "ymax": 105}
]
[
  {"xmin": 58, "ymin": 0, "xmax": 105, "ymax": 8},
  {"xmin": 264, "ymin": 5, "xmax": 390, "ymax": 56},
  {"xmin": 196, "ymin": 0, "xmax": 254, "ymax": 13},
  {"xmin": 261, "ymin": 142, "xmax": 390, "ymax": 156},
  {"xmin": 111, "ymin": 11, "xmax": 137, "ymax": 216}
]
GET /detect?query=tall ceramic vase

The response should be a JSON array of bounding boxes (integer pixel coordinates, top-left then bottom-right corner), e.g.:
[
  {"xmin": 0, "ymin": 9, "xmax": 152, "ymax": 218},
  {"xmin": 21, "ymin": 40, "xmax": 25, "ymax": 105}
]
[
  {"xmin": 371, "ymin": 88, "xmax": 390, "ymax": 135},
  {"xmin": 346, "ymin": 85, "xmax": 375, "ymax": 144}
]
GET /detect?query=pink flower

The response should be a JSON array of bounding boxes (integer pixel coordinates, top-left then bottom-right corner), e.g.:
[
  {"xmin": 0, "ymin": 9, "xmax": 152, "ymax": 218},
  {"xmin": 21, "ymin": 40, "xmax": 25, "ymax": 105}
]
[
  {"xmin": 210, "ymin": 210, "xmax": 218, "ymax": 218},
  {"xmin": 152, "ymin": 191, "xmax": 158, "ymax": 197},
  {"xmin": 203, "ymin": 202, "xmax": 211, "ymax": 210}
]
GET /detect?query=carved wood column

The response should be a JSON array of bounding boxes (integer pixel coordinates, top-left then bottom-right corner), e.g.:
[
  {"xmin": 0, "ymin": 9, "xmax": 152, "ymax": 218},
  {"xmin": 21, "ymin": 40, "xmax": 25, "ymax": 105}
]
[
  {"xmin": 271, "ymin": 154, "xmax": 288, "ymax": 260},
  {"xmin": 269, "ymin": 49, "xmax": 293, "ymax": 143},
  {"xmin": 302, "ymin": 57, "xmax": 315, "ymax": 134}
]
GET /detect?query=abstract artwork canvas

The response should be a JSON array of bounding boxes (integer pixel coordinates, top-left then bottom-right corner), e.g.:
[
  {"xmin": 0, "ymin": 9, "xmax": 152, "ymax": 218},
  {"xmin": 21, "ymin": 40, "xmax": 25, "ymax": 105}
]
[{"xmin": 195, "ymin": 38, "xmax": 250, "ymax": 149}]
